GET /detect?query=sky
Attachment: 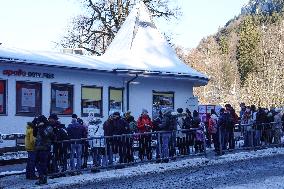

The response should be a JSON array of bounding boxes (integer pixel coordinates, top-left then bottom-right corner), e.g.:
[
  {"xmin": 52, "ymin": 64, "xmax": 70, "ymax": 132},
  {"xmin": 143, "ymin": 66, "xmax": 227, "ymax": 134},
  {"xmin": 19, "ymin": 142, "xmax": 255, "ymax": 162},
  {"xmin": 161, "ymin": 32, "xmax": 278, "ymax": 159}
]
[{"xmin": 0, "ymin": 0, "xmax": 249, "ymax": 52}]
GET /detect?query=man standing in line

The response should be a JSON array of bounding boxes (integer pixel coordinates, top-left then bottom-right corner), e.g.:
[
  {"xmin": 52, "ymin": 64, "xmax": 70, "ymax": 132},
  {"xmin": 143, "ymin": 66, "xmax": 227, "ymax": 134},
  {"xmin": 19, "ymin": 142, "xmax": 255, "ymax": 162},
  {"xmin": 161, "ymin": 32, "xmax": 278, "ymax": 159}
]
[{"xmin": 67, "ymin": 114, "xmax": 85, "ymax": 175}]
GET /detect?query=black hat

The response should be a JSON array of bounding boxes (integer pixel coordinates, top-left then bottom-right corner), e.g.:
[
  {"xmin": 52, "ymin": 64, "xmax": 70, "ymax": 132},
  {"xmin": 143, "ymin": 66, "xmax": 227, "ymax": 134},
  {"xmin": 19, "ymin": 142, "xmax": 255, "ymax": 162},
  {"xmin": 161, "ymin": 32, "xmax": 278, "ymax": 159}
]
[
  {"xmin": 49, "ymin": 113, "xmax": 59, "ymax": 120},
  {"xmin": 177, "ymin": 108, "xmax": 183, "ymax": 114},
  {"xmin": 113, "ymin": 112, "xmax": 120, "ymax": 117},
  {"xmin": 38, "ymin": 115, "xmax": 48, "ymax": 123},
  {"xmin": 72, "ymin": 114, "xmax": 78, "ymax": 119}
]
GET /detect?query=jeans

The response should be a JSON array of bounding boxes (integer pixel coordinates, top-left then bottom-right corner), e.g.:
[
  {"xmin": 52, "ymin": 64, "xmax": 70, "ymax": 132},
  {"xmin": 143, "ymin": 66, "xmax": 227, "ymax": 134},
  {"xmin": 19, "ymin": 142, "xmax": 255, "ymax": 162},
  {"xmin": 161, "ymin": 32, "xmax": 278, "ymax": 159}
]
[
  {"xmin": 244, "ymin": 131, "xmax": 253, "ymax": 147},
  {"xmin": 161, "ymin": 133, "xmax": 171, "ymax": 159},
  {"xmin": 226, "ymin": 129, "xmax": 235, "ymax": 149},
  {"xmin": 254, "ymin": 130, "xmax": 261, "ymax": 146},
  {"xmin": 26, "ymin": 151, "xmax": 36, "ymax": 178},
  {"xmin": 70, "ymin": 144, "xmax": 82, "ymax": 170},
  {"xmin": 102, "ymin": 144, "xmax": 113, "ymax": 166},
  {"xmin": 92, "ymin": 147, "xmax": 101, "ymax": 166}
]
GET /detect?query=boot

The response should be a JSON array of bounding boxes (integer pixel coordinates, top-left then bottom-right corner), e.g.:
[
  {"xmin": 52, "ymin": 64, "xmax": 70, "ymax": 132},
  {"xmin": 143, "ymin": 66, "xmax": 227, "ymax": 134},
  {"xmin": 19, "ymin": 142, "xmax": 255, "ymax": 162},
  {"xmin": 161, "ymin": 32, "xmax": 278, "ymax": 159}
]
[{"xmin": 35, "ymin": 176, "xmax": 47, "ymax": 185}]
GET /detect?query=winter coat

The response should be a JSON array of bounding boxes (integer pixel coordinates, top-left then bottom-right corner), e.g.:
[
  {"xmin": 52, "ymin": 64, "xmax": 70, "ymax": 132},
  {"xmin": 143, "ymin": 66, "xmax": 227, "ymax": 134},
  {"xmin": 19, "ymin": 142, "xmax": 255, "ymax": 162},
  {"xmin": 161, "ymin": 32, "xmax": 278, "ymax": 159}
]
[
  {"xmin": 241, "ymin": 111, "xmax": 253, "ymax": 131},
  {"xmin": 34, "ymin": 122, "xmax": 54, "ymax": 151},
  {"xmin": 159, "ymin": 112, "xmax": 177, "ymax": 132},
  {"xmin": 196, "ymin": 123, "xmax": 205, "ymax": 142},
  {"xmin": 176, "ymin": 114, "xmax": 186, "ymax": 138},
  {"xmin": 274, "ymin": 113, "xmax": 283, "ymax": 129},
  {"xmin": 103, "ymin": 119, "xmax": 114, "ymax": 137},
  {"xmin": 183, "ymin": 115, "xmax": 192, "ymax": 130},
  {"xmin": 137, "ymin": 115, "xmax": 153, "ymax": 133},
  {"xmin": 192, "ymin": 116, "xmax": 201, "ymax": 129},
  {"xmin": 111, "ymin": 118, "xmax": 129, "ymax": 135},
  {"xmin": 25, "ymin": 124, "xmax": 35, "ymax": 151},
  {"xmin": 67, "ymin": 120, "xmax": 85, "ymax": 142},
  {"xmin": 255, "ymin": 110, "xmax": 268, "ymax": 130},
  {"xmin": 208, "ymin": 114, "xmax": 218, "ymax": 134}
]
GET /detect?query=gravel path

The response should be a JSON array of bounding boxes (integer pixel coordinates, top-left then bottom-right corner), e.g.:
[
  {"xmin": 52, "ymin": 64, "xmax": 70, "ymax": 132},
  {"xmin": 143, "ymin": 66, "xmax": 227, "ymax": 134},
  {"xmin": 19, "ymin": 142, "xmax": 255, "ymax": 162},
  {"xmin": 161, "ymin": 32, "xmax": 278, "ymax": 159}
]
[{"xmin": 78, "ymin": 155, "xmax": 284, "ymax": 189}]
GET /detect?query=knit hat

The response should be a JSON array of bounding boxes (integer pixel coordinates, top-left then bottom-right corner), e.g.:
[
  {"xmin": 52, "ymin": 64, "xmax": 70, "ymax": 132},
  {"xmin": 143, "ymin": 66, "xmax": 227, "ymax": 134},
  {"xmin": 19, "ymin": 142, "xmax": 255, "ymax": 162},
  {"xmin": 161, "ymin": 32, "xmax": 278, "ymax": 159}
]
[{"xmin": 49, "ymin": 113, "xmax": 59, "ymax": 120}]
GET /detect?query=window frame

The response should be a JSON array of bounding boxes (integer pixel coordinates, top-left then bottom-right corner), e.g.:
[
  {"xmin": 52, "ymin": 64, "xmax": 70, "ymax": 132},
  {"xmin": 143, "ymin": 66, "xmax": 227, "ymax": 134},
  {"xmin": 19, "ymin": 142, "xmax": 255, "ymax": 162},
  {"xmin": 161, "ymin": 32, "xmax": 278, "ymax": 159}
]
[
  {"xmin": 15, "ymin": 81, "xmax": 42, "ymax": 117},
  {"xmin": 50, "ymin": 83, "xmax": 74, "ymax": 116},
  {"xmin": 81, "ymin": 85, "xmax": 103, "ymax": 117},
  {"xmin": 108, "ymin": 87, "xmax": 124, "ymax": 115},
  {"xmin": 0, "ymin": 79, "xmax": 7, "ymax": 116},
  {"xmin": 152, "ymin": 90, "xmax": 175, "ymax": 119}
]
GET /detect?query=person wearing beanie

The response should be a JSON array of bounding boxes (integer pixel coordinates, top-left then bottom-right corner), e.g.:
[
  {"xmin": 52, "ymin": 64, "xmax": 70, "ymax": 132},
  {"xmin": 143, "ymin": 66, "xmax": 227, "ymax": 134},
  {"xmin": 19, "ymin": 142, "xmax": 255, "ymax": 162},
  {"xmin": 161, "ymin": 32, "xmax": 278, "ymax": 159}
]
[{"xmin": 137, "ymin": 109, "xmax": 153, "ymax": 161}]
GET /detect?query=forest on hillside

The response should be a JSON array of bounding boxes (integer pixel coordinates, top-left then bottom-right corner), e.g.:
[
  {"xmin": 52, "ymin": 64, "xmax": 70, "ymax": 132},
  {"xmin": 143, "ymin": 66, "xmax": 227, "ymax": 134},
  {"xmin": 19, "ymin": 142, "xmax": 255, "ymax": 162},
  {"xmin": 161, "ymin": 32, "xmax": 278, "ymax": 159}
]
[{"xmin": 180, "ymin": 0, "xmax": 284, "ymax": 109}]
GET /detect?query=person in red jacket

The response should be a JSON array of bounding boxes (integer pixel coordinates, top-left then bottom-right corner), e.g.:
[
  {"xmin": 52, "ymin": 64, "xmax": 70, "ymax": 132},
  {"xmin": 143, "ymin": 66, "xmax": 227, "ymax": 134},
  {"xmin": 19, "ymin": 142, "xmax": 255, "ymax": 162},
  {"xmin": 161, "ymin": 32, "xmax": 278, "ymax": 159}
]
[{"xmin": 137, "ymin": 109, "xmax": 153, "ymax": 161}]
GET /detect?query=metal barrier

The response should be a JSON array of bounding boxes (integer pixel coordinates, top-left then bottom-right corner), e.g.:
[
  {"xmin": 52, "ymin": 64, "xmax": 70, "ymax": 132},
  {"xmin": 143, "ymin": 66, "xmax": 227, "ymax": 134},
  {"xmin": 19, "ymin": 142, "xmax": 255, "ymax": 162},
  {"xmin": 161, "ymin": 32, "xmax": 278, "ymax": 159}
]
[
  {"xmin": 216, "ymin": 121, "xmax": 284, "ymax": 155},
  {"xmin": 47, "ymin": 128, "xmax": 206, "ymax": 176}
]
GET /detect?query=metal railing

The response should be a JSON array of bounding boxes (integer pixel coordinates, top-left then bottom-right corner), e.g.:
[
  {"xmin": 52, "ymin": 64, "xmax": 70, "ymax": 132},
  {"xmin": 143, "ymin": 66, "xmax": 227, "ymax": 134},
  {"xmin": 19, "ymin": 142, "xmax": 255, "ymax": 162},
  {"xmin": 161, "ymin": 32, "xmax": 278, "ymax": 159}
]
[{"xmin": 47, "ymin": 128, "xmax": 206, "ymax": 176}]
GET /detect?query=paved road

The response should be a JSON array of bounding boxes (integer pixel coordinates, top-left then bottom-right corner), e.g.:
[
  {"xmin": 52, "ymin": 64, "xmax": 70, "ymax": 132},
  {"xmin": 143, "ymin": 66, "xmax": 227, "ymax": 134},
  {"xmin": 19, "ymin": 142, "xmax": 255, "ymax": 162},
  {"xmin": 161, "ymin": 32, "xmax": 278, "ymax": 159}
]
[{"xmin": 77, "ymin": 155, "xmax": 284, "ymax": 189}]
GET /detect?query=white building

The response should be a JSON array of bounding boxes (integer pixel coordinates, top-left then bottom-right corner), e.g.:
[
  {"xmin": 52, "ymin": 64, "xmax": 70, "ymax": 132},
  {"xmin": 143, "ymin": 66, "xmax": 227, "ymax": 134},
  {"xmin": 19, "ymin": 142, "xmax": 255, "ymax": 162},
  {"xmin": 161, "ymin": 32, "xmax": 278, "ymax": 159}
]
[{"xmin": 0, "ymin": 2, "xmax": 208, "ymax": 134}]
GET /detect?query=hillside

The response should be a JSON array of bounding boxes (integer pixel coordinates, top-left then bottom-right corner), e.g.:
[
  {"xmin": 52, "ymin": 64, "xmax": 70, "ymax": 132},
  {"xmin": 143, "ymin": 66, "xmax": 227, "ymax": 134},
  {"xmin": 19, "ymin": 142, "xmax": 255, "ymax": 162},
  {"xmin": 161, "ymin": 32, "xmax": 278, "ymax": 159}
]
[{"xmin": 182, "ymin": 0, "xmax": 284, "ymax": 108}]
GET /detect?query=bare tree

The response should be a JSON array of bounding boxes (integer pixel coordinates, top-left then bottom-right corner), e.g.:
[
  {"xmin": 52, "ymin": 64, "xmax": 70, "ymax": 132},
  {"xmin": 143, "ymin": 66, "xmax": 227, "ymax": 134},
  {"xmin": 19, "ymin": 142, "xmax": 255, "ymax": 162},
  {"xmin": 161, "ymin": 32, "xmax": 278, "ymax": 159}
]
[{"xmin": 59, "ymin": 0, "xmax": 180, "ymax": 55}]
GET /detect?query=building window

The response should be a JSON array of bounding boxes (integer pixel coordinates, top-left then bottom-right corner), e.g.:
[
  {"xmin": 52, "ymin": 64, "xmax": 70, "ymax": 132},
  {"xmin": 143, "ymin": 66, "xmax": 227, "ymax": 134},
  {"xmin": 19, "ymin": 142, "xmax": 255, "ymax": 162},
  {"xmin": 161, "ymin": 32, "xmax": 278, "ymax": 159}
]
[
  {"xmin": 16, "ymin": 81, "xmax": 42, "ymax": 116},
  {"xmin": 81, "ymin": 86, "xmax": 103, "ymax": 117},
  {"xmin": 51, "ymin": 84, "xmax": 73, "ymax": 115},
  {"xmin": 109, "ymin": 87, "xmax": 123, "ymax": 114},
  {"xmin": 0, "ymin": 80, "xmax": 7, "ymax": 115},
  {"xmin": 152, "ymin": 91, "xmax": 174, "ymax": 119}
]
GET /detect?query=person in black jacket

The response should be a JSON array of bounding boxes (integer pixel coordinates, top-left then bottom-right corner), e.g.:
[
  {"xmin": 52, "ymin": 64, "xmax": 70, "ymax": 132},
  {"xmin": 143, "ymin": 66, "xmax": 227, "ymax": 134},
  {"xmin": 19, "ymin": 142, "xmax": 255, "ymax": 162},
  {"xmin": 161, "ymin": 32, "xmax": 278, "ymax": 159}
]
[
  {"xmin": 110, "ymin": 112, "xmax": 130, "ymax": 163},
  {"xmin": 53, "ymin": 123, "xmax": 69, "ymax": 173},
  {"xmin": 33, "ymin": 115, "xmax": 54, "ymax": 185}
]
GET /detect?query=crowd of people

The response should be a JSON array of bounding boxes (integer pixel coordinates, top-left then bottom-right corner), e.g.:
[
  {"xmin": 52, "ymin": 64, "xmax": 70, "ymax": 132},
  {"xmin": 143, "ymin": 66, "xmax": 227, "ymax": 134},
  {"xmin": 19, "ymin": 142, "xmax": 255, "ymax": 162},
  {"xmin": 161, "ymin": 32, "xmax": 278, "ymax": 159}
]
[{"xmin": 24, "ymin": 104, "xmax": 284, "ymax": 185}]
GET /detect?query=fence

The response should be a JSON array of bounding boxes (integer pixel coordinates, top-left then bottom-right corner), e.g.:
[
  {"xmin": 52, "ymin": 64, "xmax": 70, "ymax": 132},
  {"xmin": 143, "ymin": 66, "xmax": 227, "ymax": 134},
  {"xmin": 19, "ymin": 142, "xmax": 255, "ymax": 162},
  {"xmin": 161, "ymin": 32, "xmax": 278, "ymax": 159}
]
[
  {"xmin": 1, "ymin": 121, "xmax": 283, "ymax": 177},
  {"xmin": 46, "ymin": 121, "xmax": 283, "ymax": 176},
  {"xmin": 48, "ymin": 128, "xmax": 206, "ymax": 176}
]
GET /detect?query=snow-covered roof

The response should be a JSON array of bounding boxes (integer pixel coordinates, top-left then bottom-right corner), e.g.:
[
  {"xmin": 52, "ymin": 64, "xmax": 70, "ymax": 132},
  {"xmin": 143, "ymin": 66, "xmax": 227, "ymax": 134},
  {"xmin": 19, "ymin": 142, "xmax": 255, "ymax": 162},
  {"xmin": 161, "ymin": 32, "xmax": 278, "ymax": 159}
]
[
  {"xmin": 102, "ymin": 2, "xmax": 208, "ymax": 80},
  {"xmin": 0, "ymin": 2, "xmax": 208, "ymax": 85}
]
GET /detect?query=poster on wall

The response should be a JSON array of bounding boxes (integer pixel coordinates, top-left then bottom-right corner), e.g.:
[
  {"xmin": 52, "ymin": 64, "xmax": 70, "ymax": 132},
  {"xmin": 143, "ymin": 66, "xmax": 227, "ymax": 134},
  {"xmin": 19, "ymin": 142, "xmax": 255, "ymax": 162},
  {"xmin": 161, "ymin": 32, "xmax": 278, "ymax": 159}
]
[
  {"xmin": 21, "ymin": 88, "xmax": 35, "ymax": 107},
  {"xmin": 56, "ymin": 90, "xmax": 69, "ymax": 108},
  {"xmin": 152, "ymin": 93, "xmax": 174, "ymax": 119},
  {"xmin": 83, "ymin": 107, "xmax": 100, "ymax": 114},
  {"xmin": 0, "ymin": 94, "xmax": 3, "ymax": 113},
  {"xmin": 109, "ymin": 101, "xmax": 122, "ymax": 113},
  {"xmin": 198, "ymin": 105, "xmax": 206, "ymax": 114}
]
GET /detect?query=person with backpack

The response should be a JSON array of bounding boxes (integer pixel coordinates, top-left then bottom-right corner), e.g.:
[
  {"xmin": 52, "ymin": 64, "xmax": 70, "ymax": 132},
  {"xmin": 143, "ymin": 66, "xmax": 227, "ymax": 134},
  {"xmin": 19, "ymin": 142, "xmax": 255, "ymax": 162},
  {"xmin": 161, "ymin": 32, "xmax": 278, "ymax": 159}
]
[
  {"xmin": 152, "ymin": 110, "xmax": 163, "ymax": 161},
  {"xmin": 241, "ymin": 106, "xmax": 253, "ymax": 147},
  {"xmin": 77, "ymin": 118, "xmax": 89, "ymax": 169},
  {"xmin": 225, "ymin": 104, "xmax": 236, "ymax": 150},
  {"xmin": 159, "ymin": 109, "xmax": 176, "ymax": 162},
  {"xmin": 191, "ymin": 110, "xmax": 202, "ymax": 153},
  {"xmin": 208, "ymin": 109, "xmax": 218, "ymax": 152},
  {"xmin": 217, "ymin": 108, "xmax": 228, "ymax": 154},
  {"xmin": 33, "ymin": 115, "xmax": 54, "ymax": 185},
  {"xmin": 48, "ymin": 113, "xmax": 62, "ymax": 174},
  {"xmin": 122, "ymin": 111, "xmax": 135, "ymax": 163},
  {"xmin": 137, "ymin": 109, "xmax": 153, "ymax": 161},
  {"xmin": 176, "ymin": 108, "xmax": 187, "ymax": 155},
  {"xmin": 183, "ymin": 109, "xmax": 194, "ymax": 154}
]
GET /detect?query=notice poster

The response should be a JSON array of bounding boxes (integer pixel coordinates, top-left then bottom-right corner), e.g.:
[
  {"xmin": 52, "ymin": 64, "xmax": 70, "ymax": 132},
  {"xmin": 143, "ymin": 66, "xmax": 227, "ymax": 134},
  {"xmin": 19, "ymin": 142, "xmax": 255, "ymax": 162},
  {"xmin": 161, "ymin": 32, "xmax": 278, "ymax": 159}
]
[
  {"xmin": 56, "ymin": 90, "xmax": 69, "ymax": 109},
  {"xmin": 0, "ymin": 94, "xmax": 3, "ymax": 113},
  {"xmin": 21, "ymin": 88, "xmax": 36, "ymax": 107}
]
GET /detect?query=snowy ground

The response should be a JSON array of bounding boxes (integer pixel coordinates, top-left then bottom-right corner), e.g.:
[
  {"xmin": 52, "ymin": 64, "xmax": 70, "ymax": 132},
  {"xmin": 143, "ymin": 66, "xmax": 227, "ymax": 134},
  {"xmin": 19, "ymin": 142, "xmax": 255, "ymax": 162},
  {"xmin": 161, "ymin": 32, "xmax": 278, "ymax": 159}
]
[{"xmin": 1, "ymin": 147, "xmax": 284, "ymax": 189}]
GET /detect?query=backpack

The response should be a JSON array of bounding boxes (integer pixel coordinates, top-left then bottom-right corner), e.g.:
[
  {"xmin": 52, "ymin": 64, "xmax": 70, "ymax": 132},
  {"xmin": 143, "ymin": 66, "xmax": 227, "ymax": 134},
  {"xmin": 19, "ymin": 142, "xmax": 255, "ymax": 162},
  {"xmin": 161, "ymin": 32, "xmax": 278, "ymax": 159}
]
[
  {"xmin": 225, "ymin": 113, "xmax": 234, "ymax": 129},
  {"xmin": 166, "ymin": 114, "xmax": 177, "ymax": 131},
  {"xmin": 129, "ymin": 121, "xmax": 137, "ymax": 133},
  {"xmin": 183, "ymin": 116, "xmax": 192, "ymax": 129}
]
